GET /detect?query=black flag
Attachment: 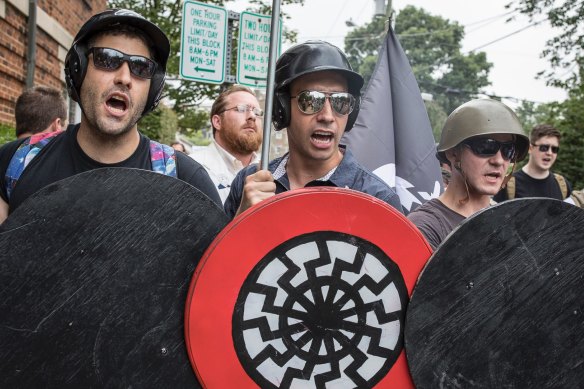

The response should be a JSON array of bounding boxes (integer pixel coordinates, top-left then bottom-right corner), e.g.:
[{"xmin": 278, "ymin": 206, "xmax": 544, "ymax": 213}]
[{"xmin": 343, "ymin": 26, "xmax": 442, "ymax": 214}]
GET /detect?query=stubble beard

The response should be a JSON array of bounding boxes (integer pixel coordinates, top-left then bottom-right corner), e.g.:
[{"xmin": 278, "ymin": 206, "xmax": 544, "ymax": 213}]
[{"xmin": 81, "ymin": 85, "xmax": 145, "ymax": 139}]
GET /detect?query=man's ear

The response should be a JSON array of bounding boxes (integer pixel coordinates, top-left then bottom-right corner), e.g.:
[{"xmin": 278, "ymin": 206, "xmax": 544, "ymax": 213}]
[
  {"xmin": 445, "ymin": 147, "xmax": 462, "ymax": 172},
  {"xmin": 445, "ymin": 147, "xmax": 457, "ymax": 162},
  {"xmin": 47, "ymin": 118, "xmax": 64, "ymax": 133},
  {"xmin": 211, "ymin": 114, "xmax": 222, "ymax": 133}
]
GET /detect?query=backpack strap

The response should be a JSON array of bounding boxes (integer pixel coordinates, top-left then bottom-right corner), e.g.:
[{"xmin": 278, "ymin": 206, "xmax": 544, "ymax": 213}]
[
  {"xmin": 4, "ymin": 130, "xmax": 63, "ymax": 201},
  {"xmin": 553, "ymin": 173, "xmax": 568, "ymax": 199},
  {"xmin": 149, "ymin": 140, "xmax": 177, "ymax": 178},
  {"xmin": 506, "ymin": 176, "xmax": 516, "ymax": 199},
  {"xmin": 571, "ymin": 190, "xmax": 584, "ymax": 208}
]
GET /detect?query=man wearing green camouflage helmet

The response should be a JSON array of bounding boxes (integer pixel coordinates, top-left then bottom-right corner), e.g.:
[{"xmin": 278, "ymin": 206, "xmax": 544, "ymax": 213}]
[{"xmin": 408, "ymin": 98, "xmax": 529, "ymax": 250}]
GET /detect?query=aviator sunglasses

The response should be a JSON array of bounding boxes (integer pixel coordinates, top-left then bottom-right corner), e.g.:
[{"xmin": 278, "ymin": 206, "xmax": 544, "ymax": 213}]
[
  {"xmin": 463, "ymin": 137, "xmax": 517, "ymax": 161},
  {"xmin": 87, "ymin": 47, "xmax": 157, "ymax": 79},
  {"xmin": 291, "ymin": 90, "xmax": 356, "ymax": 116},
  {"xmin": 532, "ymin": 143, "xmax": 559, "ymax": 154}
]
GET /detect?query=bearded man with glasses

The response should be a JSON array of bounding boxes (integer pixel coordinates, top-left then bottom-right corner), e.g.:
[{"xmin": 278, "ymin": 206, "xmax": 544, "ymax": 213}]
[
  {"xmin": 223, "ymin": 41, "xmax": 402, "ymax": 219},
  {"xmin": 408, "ymin": 99, "xmax": 530, "ymax": 250},
  {"xmin": 0, "ymin": 9, "xmax": 221, "ymax": 223},
  {"xmin": 493, "ymin": 124, "xmax": 572, "ymax": 202},
  {"xmin": 190, "ymin": 85, "xmax": 263, "ymax": 204}
]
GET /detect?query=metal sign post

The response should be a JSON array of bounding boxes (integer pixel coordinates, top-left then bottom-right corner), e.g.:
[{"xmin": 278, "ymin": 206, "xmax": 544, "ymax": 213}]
[{"xmin": 260, "ymin": 0, "xmax": 281, "ymax": 170}]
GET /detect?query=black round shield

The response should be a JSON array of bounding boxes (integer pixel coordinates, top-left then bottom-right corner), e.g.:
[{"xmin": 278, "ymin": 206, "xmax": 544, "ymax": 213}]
[
  {"xmin": 405, "ymin": 199, "xmax": 584, "ymax": 388},
  {"xmin": 0, "ymin": 168, "xmax": 228, "ymax": 388}
]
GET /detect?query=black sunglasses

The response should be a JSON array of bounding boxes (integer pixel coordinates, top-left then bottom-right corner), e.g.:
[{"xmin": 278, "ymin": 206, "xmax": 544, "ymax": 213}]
[
  {"xmin": 533, "ymin": 143, "xmax": 559, "ymax": 154},
  {"xmin": 463, "ymin": 138, "xmax": 517, "ymax": 161},
  {"xmin": 291, "ymin": 90, "xmax": 356, "ymax": 116},
  {"xmin": 87, "ymin": 47, "xmax": 157, "ymax": 79}
]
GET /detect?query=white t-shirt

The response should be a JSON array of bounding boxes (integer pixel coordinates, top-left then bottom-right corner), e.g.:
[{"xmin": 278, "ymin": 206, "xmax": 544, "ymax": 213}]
[{"xmin": 190, "ymin": 140, "xmax": 259, "ymax": 204}]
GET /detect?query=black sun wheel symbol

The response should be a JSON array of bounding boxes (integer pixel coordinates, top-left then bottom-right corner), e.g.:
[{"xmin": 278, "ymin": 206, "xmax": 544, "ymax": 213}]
[{"xmin": 232, "ymin": 231, "xmax": 407, "ymax": 388}]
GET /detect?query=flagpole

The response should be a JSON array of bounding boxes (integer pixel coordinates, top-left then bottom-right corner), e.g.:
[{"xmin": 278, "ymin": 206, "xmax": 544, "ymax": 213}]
[
  {"xmin": 260, "ymin": 0, "xmax": 281, "ymax": 170},
  {"xmin": 385, "ymin": 0, "xmax": 393, "ymax": 31}
]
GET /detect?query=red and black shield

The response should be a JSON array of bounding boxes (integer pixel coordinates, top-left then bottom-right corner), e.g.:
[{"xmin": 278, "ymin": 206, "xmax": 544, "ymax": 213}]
[{"xmin": 186, "ymin": 188, "xmax": 431, "ymax": 388}]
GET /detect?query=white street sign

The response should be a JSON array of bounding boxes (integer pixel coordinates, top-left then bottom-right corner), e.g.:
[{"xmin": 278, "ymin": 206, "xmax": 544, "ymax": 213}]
[
  {"xmin": 237, "ymin": 11, "xmax": 281, "ymax": 88},
  {"xmin": 180, "ymin": 1, "xmax": 227, "ymax": 84}
]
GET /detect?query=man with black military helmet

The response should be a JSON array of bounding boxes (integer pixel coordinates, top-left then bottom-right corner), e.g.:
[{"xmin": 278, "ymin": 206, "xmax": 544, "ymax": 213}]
[
  {"xmin": 408, "ymin": 99, "xmax": 530, "ymax": 250},
  {"xmin": 0, "ymin": 9, "xmax": 221, "ymax": 223},
  {"xmin": 224, "ymin": 41, "xmax": 402, "ymax": 218}
]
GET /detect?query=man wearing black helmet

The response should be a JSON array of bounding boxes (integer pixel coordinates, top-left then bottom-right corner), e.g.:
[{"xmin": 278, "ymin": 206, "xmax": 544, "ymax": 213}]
[
  {"xmin": 0, "ymin": 9, "xmax": 221, "ymax": 223},
  {"xmin": 408, "ymin": 99, "xmax": 529, "ymax": 250},
  {"xmin": 223, "ymin": 41, "xmax": 402, "ymax": 219}
]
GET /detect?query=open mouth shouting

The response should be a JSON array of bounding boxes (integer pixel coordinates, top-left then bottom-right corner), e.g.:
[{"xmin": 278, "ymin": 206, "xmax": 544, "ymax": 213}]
[
  {"xmin": 484, "ymin": 171, "xmax": 503, "ymax": 184},
  {"xmin": 311, "ymin": 130, "xmax": 335, "ymax": 148},
  {"xmin": 105, "ymin": 92, "xmax": 129, "ymax": 117}
]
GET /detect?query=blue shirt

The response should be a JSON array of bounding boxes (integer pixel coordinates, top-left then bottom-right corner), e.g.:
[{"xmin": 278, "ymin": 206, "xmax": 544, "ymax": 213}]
[{"xmin": 224, "ymin": 147, "xmax": 403, "ymax": 219}]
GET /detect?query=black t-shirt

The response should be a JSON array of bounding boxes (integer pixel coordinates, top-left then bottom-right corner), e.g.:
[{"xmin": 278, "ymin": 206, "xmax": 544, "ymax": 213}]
[
  {"xmin": 0, "ymin": 124, "xmax": 222, "ymax": 212},
  {"xmin": 493, "ymin": 169, "xmax": 572, "ymax": 202},
  {"xmin": 407, "ymin": 198, "xmax": 466, "ymax": 250}
]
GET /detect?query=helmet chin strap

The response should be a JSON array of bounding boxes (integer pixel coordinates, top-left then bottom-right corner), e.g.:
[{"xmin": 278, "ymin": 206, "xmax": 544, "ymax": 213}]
[
  {"xmin": 453, "ymin": 158, "xmax": 470, "ymax": 206},
  {"xmin": 501, "ymin": 156, "xmax": 518, "ymax": 190}
]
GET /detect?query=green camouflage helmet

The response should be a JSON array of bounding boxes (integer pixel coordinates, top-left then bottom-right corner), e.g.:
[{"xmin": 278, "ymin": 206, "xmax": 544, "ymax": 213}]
[{"xmin": 436, "ymin": 98, "xmax": 529, "ymax": 164}]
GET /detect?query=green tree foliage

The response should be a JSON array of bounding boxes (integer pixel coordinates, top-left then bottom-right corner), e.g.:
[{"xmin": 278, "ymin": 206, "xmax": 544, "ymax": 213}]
[
  {"xmin": 424, "ymin": 100, "xmax": 448, "ymax": 141},
  {"xmin": 178, "ymin": 108, "xmax": 214, "ymax": 146},
  {"xmin": 555, "ymin": 86, "xmax": 584, "ymax": 189},
  {"xmin": 507, "ymin": 0, "xmax": 584, "ymax": 89},
  {"xmin": 344, "ymin": 6, "xmax": 493, "ymax": 128},
  {"xmin": 138, "ymin": 104, "xmax": 178, "ymax": 145},
  {"xmin": 0, "ymin": 123, "xmax": 15, "ymax": 145}
]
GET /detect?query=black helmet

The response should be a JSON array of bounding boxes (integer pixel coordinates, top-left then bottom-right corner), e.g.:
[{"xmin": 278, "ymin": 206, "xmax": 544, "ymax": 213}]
[
  {"xmin": 272, "ymin": 40, "xmax": 364, "ymax": 132},
  {"xmin": 64, "ymin": 9, "xmax": 170, "ymax": 115}
]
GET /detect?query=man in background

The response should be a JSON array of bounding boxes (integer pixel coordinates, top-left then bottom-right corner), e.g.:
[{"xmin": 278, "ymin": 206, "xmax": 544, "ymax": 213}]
[
  {"xmin": 494, "ymin": 124, "xmax": 571, "ymax": 201},
  {"xmin": 190, "ymin": 85, "xmax": 262, "ymax": 203},
  {"xmin": 15, "ymin": 86, "xmax": 67, "ymax": 139}
]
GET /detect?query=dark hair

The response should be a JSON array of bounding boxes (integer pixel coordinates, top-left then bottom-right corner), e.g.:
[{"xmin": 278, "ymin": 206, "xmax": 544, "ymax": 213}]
[
  {"xmin": 15, "ymin": 86, "xmax": 67, "ymax": 137},
  {"xmin": 87, "ymin": 25, "xmax": 156, "ymax": 62},
  {"xmin": 530, "ymin": 124, "xmax": 561, "ymax": 144},
  {"xmin": 210, "ymin": 85, "xmax": 256, "ymax": 135}
]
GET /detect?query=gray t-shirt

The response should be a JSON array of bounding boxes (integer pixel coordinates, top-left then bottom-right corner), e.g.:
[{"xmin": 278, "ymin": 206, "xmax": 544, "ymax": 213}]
[{"xmin": 407, "ymin": 198, "xmax": 465, "ymax": 250}]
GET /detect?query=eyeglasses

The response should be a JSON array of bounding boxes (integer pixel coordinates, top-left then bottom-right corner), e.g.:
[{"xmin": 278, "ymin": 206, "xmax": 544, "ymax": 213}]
[
  {"xmin": 87, "ymin": 47, "xmax": 157, "ymax": 79},
  {"xmin": 532, "ymin": 143, "xmax": 559, "ymax": 154},
  {"xmin": 291, "ymin": 90, "xmax": 356, "ymax": 116},
  {"xmin": 219, "ymin": 104, "xmax": 264, "ymax": 117},
  {"xmin": 463, "ymin": 138, "xmax": 517, "ymax": 161}
]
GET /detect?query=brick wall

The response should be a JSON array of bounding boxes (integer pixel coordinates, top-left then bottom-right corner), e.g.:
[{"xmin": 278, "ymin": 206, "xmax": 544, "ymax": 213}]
[{"xmin": 0, "ymin": 0, "xmax": 107, "ymax": 127}]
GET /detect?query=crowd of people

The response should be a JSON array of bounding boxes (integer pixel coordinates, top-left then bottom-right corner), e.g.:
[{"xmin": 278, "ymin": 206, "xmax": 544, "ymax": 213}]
[{"xmin": 0, "ymin": 8, "xmax": 581, "ymax": 242}]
